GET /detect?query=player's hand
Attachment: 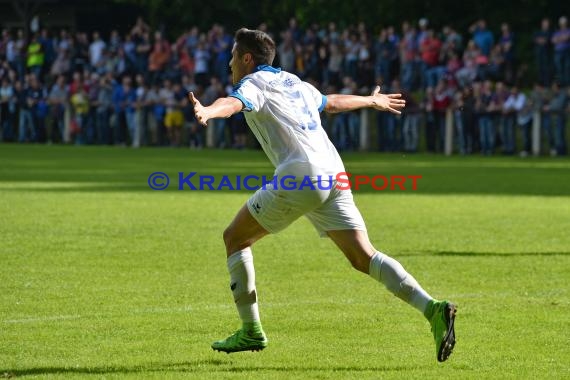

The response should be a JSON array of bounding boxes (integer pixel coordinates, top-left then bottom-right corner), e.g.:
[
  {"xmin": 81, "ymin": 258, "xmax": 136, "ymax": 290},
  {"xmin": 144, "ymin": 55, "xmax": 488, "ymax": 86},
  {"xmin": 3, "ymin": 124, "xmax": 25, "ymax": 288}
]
[
  {"xmin": 188, "ymin": 92, "xmax": 208, "ymax": 126},
  {"xmin": 370, "ymin": 85, "xmax": 406, "ymax": 115}
]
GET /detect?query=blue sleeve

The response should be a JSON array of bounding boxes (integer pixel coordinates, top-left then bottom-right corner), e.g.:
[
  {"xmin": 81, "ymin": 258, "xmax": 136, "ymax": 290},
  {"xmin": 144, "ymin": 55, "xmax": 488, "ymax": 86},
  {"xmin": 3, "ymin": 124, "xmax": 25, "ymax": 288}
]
[
  {"xmin": 319, "ymin": 94, "xmax": 327, "ymax": 113},
  {"xmin": 229, "ymin": 77, "xmax": 263, "ymax": 112},
  {"xmin": 229, "ymin": 92, "xmax": 254, "ymax": 112}
]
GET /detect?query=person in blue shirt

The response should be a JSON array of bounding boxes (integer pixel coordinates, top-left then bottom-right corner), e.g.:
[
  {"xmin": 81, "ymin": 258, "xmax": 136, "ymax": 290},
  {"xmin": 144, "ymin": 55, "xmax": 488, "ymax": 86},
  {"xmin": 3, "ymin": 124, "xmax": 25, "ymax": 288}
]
[
  {"xmin": 470, "ymin": 19, "xmax": 494, "ymax": 57},
  {"xmin": 112, "ymin": 76, "xmax": 136, "ymax": 145}
]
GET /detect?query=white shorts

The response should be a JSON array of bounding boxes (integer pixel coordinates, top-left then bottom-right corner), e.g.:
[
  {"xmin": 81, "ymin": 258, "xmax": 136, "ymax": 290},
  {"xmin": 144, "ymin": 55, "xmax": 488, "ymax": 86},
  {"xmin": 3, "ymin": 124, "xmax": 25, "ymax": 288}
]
[{"xmin": 246, "ymin": 180, "xmax": 367, "ymax": 237}]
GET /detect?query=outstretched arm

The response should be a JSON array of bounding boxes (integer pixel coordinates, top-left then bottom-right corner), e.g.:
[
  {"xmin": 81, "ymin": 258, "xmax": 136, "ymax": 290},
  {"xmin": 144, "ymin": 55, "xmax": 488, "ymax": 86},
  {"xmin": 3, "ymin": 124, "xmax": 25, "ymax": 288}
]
[
  {"xmin": 188, "ymin": 92, "xmax": 243, "ymax": 126},
  {"xmin": 324, "ymin": 85, "xmax": 405, "ymax": 114}
]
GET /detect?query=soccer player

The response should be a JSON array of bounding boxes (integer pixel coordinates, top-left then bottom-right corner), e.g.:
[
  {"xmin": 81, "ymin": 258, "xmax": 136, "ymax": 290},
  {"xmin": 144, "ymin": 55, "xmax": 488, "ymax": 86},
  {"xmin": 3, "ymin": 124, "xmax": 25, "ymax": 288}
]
[{"xmin": 189, "ymin": 28, "xmax": 457, "ymax": 362}]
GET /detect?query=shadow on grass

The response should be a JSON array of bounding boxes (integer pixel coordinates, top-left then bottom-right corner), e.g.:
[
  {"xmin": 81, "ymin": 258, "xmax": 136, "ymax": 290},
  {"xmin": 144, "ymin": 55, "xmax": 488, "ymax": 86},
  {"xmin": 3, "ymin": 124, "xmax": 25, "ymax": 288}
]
[
  {"xmin": 398, "ymin": 251, "xmax": 570, "ymax": 257},
  {"xmin": 1, "ymin": 178, "xmax": 569, "ymax": 196},
  {"xmin": 1, "ymin": 144, "xmax": 569, "ymax": 196},
  {"xmin": 2, "ymin": 359, "xmax": 414, "ymax": 377}
]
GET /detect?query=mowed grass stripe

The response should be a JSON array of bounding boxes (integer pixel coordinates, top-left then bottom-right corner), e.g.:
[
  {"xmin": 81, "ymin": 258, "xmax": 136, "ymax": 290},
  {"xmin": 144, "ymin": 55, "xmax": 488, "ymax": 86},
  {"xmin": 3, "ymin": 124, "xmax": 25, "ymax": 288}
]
[{"xmin": 0, "ymin": 144, "xmax": 569, "ymax": 379}]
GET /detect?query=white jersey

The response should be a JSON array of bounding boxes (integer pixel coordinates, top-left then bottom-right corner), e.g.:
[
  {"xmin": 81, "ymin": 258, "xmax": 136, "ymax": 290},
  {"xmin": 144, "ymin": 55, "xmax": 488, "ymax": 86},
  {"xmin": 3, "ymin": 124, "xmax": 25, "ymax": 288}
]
[{"xmin": 230, "ymin": 65, "xmax": 345, "ymax": 177}]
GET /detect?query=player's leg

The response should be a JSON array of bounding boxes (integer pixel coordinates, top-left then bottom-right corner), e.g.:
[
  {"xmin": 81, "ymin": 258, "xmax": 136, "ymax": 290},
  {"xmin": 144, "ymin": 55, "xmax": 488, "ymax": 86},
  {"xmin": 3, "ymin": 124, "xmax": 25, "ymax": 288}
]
[
  {"xmin": 213, "ymin": 184, "xmax": 321, "ymax": 353},
  {"xmin": 326, "ymin": 229, "xmax": 434, "ymax": 312},
  {"xmin": 223, "ymin": 203, "xmax": 268, "ymax": 256},
  {"xmin": 306, "ymin": 184, "xmax": 456, "ymax": 361},
  {"xmin": 212, "ymin": 203, "xmax": 269, "ymax": 353},
  {"xmin": 306, "ymin": 193, "xmax": 437, "ymax": 315},
  {"xmin": 326, "ymin": 228, "xmax": 456, "ymax": 362}
]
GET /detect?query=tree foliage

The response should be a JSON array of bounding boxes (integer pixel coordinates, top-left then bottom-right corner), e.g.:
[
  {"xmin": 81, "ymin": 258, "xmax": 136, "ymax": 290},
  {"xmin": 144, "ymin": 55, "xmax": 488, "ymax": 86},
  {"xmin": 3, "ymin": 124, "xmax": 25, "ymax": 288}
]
[{"xmin": 112, "ymin": 0, "xmax": 570, "ymax": 38}]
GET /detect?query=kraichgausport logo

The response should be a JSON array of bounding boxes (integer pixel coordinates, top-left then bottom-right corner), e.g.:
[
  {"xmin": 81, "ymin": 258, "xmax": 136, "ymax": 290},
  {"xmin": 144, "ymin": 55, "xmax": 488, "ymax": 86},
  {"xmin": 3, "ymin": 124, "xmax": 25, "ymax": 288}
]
[{"xmin": 147, "ymin": 172, "xmax": 422, "ymax": 191}]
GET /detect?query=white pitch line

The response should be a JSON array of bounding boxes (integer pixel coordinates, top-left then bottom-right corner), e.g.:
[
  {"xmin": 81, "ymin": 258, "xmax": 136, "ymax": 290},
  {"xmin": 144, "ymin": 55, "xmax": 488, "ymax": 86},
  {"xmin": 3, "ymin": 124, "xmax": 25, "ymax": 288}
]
[
  {"xmin": 2, "ymin": 301, "xmax": 348, "ymax": 324},
  {"xmin": 5, "ymin": 294, "xmax": 566, "ymax": 324},
  {"xmin": 4, "ymin": 315, "xmax": 82, "ymax": 324}
]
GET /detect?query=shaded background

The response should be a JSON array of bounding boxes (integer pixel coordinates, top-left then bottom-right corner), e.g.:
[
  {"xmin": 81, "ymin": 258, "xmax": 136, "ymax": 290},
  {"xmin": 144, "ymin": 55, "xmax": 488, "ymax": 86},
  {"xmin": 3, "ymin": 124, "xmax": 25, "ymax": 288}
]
[{"xmin": 2, "ymin": 0, "xmax": 570, "ymax": 63}]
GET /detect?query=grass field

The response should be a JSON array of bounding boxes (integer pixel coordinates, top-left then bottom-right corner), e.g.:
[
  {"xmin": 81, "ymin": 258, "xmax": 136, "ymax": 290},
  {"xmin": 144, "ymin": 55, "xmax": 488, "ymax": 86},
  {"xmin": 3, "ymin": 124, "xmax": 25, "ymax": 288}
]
[{"xmin": 1, "ymin": 144, "xmax": 569, "ymax": 379}]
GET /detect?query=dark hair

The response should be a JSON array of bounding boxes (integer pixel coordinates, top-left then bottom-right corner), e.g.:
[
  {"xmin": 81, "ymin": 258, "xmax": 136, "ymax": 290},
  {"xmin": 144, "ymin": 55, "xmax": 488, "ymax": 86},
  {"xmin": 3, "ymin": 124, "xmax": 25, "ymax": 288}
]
[{"xmin": 234, "ymin": 28, "xmax": 276, "ymax": 66}]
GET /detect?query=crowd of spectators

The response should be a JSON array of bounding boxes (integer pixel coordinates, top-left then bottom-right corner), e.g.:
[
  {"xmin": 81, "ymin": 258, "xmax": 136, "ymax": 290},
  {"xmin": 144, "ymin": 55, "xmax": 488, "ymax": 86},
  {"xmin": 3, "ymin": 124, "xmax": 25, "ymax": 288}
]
[{"xmin": 0, "ymin": 16, "xmax": 569, "ymax": 155}]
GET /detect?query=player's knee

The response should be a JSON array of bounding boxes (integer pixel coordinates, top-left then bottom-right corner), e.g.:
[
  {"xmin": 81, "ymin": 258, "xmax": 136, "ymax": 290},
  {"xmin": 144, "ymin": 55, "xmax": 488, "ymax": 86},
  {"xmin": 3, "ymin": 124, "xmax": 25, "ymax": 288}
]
[
  {"xmin": 223, "ymin": 225, "xmax": 248, "ymax": 254},
  {"xmin": 346, "ymin": 254, "xmax": 370, "ymax": 274},
  {"xmin": 223, "ymin": 226, "xmax": 234, "ymax": 248}
]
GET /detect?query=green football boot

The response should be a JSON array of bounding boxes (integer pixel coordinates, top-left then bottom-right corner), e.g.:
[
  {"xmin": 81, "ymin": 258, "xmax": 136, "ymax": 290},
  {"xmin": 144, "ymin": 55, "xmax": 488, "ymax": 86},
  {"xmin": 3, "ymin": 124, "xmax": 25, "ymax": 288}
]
[
  {"xmin": 426, "ymin": 300, "xmax": 457, "ymax": 362},
  {"xmin": 212, "ymin": 323, "xmax": 268, "ymax": 353}
]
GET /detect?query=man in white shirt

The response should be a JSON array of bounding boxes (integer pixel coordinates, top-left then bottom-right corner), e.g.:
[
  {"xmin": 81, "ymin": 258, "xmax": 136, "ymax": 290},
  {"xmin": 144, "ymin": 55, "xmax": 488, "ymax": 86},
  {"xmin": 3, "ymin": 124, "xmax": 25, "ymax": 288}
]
[
  {"xmin": 189, "ymin": 28, "xmax": 456, "ymax": 362},
  {"xmin": 89, "ymin": 31, "xmax": 106, "ymax": 70},
  {"xmin": 503, "ymin": 86, "xmax": 531, "ymax": 155}
]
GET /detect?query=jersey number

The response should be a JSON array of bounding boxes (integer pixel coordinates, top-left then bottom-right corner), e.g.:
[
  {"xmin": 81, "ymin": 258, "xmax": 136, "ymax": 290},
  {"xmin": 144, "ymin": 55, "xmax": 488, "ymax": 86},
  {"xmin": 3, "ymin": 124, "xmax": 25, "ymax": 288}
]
[{"xmin": 291, "ymin": 90, "xmax": 318, "ymax": 131}]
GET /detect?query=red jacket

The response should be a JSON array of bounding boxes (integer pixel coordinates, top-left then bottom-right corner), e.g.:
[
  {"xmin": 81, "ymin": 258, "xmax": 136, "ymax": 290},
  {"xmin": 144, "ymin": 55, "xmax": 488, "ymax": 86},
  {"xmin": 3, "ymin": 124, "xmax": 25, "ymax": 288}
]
[
  {"xmin": 420, "ymin": 37, "xmax": 442, "ymax": 67},
  {"xmin": 433, "ymin": 91, "xmax": 451, "ymax": 111}
]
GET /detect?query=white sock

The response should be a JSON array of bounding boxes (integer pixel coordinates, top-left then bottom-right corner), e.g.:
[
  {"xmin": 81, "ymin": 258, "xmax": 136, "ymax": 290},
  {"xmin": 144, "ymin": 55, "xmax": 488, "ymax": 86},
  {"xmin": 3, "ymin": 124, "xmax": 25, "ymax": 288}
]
[
  {"xmin": 227, "ymin": 248, "xmax": 260, "ymax": 324},
  {"xmin": 369, "ymin": 251, "xmax": 433, "ymax": 314}
]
